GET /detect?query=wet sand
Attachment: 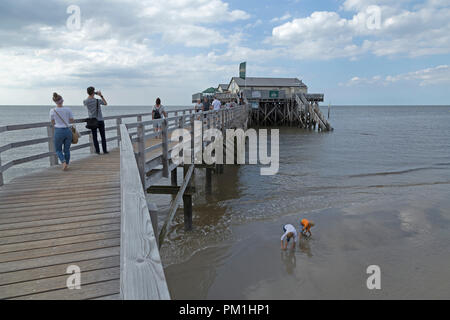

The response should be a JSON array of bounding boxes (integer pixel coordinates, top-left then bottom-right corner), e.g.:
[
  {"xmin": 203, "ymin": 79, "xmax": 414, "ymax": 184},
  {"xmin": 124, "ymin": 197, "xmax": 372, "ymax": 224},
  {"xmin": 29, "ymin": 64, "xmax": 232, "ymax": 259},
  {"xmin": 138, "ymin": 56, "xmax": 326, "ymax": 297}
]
[
  {"xmin": 165, "ymin": 193, "xmax": 450, "ymax": 299},
  {"xmin": 160, "ymin": 106, "xmax": 450, "ymax": 300}
]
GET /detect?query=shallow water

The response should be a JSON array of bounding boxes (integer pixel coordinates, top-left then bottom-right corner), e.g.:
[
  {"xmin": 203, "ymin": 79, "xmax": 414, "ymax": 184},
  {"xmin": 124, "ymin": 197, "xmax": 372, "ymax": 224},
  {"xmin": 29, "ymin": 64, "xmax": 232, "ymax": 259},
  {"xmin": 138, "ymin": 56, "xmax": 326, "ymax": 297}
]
[{"xmin": 160, "ymin": 105, "xmax": 450, "ymax": 299}]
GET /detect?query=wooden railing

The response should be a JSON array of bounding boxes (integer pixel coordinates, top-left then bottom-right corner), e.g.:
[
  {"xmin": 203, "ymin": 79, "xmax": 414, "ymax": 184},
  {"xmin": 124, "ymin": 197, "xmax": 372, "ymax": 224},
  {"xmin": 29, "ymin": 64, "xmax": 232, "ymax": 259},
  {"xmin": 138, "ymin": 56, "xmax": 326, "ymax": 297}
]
[
  {"xmin": 129, "ymin": 105, "xmax": 249, "ymax": 190},
  {"xmin": 119, "ymin": 105, "xmax": 249, "ymax": 299},
  {"xmin": 0, "ymin": 107, "xmax": 198, "ymax": 186},
  {"xmin": 119, "ymin": 123, "xmax": 170, "ymax": 300}
]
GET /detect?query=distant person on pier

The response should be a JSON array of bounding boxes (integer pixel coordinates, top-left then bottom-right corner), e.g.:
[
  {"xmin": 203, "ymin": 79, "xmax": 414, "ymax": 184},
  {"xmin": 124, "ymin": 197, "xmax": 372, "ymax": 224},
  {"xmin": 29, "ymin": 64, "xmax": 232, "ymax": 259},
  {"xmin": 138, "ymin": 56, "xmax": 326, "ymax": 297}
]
[
  {"xmin": 194, "ymin": 99, "xmax": 203, "ymax": 120},
  {"xmin": 202, "ymin": 97, "xmax": 211, "ymax": 119},
  {"xmin": 281, "ymin": 224, "xmax": 297, "ymax": 250},
  {"xmin": 212, "ymin": 96, "xmax": 221, "ymax": 111},
  {"xmin": 300, "ymin": 219, "xmax": 315, "ymax": 237},
  {"xmin": 84, "ymin": 87, "xmax": 109, "ymax": 155},
  {"xmin": 194, "ymin": 99, "xmax": 203, "ymax": 113},
  {"xmin": 50, "ymin": 93, "xmax": 74, "ymax": 171},
  {"xmin": 202, "ymin": 97, "xmax": 211, "ymax": 112},
  {"xmin": 152, "ymin": 98, "xmax": 168, "ymax": 136}
]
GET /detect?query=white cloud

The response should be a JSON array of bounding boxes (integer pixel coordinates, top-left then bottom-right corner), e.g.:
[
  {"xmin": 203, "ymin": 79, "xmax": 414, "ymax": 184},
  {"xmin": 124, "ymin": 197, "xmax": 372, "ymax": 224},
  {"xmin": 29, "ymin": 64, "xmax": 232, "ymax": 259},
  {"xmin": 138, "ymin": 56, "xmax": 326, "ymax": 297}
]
[
  {"xmin": 271, "ymin": 13, "xmax": 292, "ymax": 23},
  {"xmin": 269, "ymin": 0, "xmax": 450, "ymax": 60},
  {"xmin": 341, "ymin": 65, "xmax": 450, "ymax": 87}
]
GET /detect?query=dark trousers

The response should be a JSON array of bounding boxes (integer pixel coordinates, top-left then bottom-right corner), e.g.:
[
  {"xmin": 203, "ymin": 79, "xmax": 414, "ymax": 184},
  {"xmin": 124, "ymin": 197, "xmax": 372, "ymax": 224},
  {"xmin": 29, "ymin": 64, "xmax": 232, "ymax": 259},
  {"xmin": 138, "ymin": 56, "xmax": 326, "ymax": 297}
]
[{"xmin": 91, "ymin": 121, "xmax": 107, "ymax": 153}]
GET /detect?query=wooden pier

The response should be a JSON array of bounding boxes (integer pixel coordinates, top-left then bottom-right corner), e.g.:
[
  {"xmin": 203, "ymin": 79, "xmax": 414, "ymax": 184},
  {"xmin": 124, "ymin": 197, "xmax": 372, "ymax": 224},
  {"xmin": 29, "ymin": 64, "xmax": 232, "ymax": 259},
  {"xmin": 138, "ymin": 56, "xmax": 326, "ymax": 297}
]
[{"xmin": 0, "ymin": 106, "xmax": 249, "ymax": 300}]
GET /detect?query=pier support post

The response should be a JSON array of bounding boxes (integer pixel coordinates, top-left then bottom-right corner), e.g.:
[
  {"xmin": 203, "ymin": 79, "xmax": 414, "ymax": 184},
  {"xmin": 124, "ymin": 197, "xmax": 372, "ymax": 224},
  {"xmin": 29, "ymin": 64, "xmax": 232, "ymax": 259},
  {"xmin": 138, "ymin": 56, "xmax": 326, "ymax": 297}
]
[
  {"xmin": 47, "ymin": 125, "xmax": 58, "ymax": 166},
  {"xmin": 183, "ymin": 165, "xmax": 193, "ymax": 231},
  {"xmin": 161, "ymin": 119, "xmax": 170, "ymax": 178},
  {"xmin": 205, "ymin": 167, "xmax": 212, "ymax": 194},
  {"xmin": 171, "ymin": 168, "xmax": 178, "ymax": 186},
  {"xmin": 116, "ymin": 118, "xmax": 122, "ymax": 147},
  {"xmin": 0, "ymin": 154, "xmax": 3, "ymax": 187}
]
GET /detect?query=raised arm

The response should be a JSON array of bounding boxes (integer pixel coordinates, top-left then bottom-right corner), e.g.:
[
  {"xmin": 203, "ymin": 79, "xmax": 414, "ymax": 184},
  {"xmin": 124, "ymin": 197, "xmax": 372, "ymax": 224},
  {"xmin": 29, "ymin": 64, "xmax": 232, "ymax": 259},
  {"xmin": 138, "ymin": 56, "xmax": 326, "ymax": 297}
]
[{"xmin": 97, "ymin": 91, "xmax": 108, "ymax": 106}]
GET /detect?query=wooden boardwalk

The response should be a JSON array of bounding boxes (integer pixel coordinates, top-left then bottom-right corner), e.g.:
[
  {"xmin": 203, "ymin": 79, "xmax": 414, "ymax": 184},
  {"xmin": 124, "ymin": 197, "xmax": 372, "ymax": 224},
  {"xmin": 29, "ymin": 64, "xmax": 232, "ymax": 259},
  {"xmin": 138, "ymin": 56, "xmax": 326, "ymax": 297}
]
[
  {"xmin": 0, "ymin": 150, "xmax": 122, "ymax": 300},
  {"xmin": 0, "ymin": 106, "xmax": 250, "ymax": 300}
]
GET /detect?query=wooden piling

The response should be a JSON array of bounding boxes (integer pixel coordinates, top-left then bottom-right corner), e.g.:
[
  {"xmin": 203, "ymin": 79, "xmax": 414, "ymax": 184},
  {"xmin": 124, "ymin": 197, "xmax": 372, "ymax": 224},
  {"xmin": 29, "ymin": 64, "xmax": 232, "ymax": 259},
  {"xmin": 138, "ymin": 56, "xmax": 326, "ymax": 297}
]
[{"xmin": 183, "ymin": 165, "xmax": 193, "ymax": 231}]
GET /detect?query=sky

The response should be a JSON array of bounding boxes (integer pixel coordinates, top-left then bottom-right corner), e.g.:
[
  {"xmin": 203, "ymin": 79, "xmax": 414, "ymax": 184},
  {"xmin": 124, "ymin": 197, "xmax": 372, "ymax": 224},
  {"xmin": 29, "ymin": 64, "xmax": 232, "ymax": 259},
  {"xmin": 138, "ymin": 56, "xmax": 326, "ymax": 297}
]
[{"xmin": 0, "ymin": 0, "xmax": 449, "ymax": 106}]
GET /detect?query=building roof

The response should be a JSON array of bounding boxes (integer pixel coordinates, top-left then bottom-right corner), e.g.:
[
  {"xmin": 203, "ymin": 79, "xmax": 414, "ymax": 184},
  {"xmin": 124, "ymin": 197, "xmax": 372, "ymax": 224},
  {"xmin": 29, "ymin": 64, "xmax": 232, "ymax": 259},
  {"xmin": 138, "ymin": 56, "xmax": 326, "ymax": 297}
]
[
  {"xmin": 217, "ymin": 84, "xmax": 229, "ymax": 90},
  {"xmin": 230, "ymin": 77, "xmax": 307, "ymax": 88}
]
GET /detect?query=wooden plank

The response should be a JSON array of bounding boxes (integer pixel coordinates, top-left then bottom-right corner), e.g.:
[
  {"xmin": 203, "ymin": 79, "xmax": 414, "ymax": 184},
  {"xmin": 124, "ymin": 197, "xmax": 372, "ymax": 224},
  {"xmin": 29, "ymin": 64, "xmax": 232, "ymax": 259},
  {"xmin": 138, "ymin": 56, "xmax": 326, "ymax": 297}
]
[
  {"xmin": 0, "ymin": 202, "xmax": 120, "ymax": 220},
  {"xmin": 0, "ymin": 191, "xmax": 120, "ymax": 209},
  {"xmin": 119, "ymin": 124, "xmax": 170, "ymax": 300},
  {"xmin": 0, "ymin": 213, "xmax": 119, "ymax": 233},
  {"xmin": 0, "ymin": 230, "xmax": 120, "ymax": 254},
  {"xmin": 0, "ymin": 247, "xmax": 120, "ymax": 273},
  {"xmin": 0, "ymin": 223, "xmax": 120, "ymax": 246},
  {"xmin": 0, "ymin": 238, "xmax": 120, "ymax": 263},
  {"xmin": 12, "ymin": 279, "xmax": 120, "ymax": 300},
  {"xmin": 0, "ymin": 217, "xmax": 120, "ymax": 238},
  {"xmin": 92, "ymin": 294, "xmax": 121, "ymax": 300},
  {"xmin": 0, "ymin": 267, "xmax": 120, "ymax": 300},
  {"xmin": 147, "ymin": 185, "xmax": 195, "ymax": 195},
  {"xmin": 0, "ymin": 256, "xmax": 119, "ymax": 286},
  {"xmin": 0, "ymin": 207, "xmax": 120, "ymax": 225}
]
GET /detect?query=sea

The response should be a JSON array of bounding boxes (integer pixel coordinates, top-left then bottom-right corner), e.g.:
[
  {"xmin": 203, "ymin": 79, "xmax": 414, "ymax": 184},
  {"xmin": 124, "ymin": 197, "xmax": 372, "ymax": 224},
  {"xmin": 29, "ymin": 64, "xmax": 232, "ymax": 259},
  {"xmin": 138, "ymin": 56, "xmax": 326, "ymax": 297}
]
[{"xmin": 1, "ymin": 104, "xmax": 449, "ymax": 299}]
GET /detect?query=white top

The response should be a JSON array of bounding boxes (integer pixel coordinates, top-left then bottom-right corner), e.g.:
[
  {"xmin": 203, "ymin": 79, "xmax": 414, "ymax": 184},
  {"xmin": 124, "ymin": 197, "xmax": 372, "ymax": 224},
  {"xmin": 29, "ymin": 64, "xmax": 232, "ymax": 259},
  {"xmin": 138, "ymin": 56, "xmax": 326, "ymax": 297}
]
[
  {"xmin": 281, "ymin": 224, "xmax": 298, "ymax": 242},
  {"xmin": 212, "ymin": 99, "xmax": 221, "ymax": 111},
  {"xmin": 50, "ymin": 107, "xmax": 74, "ymax": 128}
]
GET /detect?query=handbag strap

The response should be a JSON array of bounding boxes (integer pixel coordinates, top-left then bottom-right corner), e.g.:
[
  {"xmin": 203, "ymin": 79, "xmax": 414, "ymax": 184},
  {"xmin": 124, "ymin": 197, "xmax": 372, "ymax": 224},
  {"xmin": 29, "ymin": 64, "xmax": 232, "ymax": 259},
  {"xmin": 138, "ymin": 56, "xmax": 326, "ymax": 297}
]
[
  {"xmin": 96, "ymin": 99, "xmax": 99, "ymax": 118},
  {"xmin": 53, "ymin": 108, "xmax": 70, "ymax": 128}
]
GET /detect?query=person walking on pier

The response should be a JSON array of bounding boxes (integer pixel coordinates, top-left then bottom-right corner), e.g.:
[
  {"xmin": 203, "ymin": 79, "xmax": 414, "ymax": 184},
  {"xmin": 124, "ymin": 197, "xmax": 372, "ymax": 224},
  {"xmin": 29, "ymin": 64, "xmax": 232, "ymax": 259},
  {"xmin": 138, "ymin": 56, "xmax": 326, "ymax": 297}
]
[
  {"xmin": 212, "ymin": 96, "xmax": 221, "ymax": 111},
  {"xmin": 281, "ymin": 224, "xmax": 297, "ymax": 250},
  {"xmin": 84, "ymin": 87, "xmax": 109, "ymax": 155},
  {"xmin": 152, "ymin": 98, "xmax": 167, "ymax": 136},
  {"xmin": 50, "ymin": 93, "xmax": 74, "ymax": 171}
]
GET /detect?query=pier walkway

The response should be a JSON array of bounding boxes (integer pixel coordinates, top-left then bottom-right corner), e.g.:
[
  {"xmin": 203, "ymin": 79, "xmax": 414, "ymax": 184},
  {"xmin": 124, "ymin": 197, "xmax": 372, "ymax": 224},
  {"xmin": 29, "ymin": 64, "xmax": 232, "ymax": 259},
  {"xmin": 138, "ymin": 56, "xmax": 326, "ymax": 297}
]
[{"xmin": 0, "ymin": 106, "xmax": 249, "ymax": 300}]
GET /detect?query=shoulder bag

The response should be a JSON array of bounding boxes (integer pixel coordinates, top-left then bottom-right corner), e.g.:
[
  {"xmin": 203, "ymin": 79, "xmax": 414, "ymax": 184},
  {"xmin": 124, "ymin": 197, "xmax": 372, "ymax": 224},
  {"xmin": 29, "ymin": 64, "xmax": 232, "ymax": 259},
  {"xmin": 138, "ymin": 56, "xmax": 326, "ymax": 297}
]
[{"xmin": 53, "ymin": 109, "xmax": 80, "ymax": 144}]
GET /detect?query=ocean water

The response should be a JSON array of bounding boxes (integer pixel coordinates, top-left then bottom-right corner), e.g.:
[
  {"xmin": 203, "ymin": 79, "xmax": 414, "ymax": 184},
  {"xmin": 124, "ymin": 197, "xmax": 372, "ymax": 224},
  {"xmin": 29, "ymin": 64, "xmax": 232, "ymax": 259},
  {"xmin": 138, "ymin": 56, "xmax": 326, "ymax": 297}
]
[{"xmin": 1, "ymin": 105, "xmax": 450, "ymax": 299}]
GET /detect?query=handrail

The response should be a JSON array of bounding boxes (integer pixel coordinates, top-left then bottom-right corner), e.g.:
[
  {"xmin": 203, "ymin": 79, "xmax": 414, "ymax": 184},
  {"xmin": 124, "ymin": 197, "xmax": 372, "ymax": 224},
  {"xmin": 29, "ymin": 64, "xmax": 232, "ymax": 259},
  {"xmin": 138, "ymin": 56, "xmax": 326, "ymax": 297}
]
[
  {"xmin": 119, "ymin": 123, "xmax": 170, "ymax": 300},
  {"xmin": 0, "ymin": 107, "xmax": 198, "ymax": 186}
]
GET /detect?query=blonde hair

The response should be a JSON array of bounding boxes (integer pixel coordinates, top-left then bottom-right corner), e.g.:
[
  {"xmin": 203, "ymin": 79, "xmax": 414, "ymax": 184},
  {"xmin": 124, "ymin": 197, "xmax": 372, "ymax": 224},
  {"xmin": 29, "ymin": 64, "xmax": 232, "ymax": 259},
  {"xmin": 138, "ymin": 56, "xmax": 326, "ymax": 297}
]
[{"xmin": 287, "ymin": 232, "xmax": 294, "ymax": 239}]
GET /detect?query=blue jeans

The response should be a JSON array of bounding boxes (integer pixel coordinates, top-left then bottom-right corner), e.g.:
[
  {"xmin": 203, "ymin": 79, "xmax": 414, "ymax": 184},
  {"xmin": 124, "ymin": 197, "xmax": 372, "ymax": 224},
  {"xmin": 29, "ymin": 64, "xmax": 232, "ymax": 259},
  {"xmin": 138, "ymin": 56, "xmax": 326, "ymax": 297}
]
[{"xmin": 54, "ymin": 128, "xmax": 72, "ymax": 164}]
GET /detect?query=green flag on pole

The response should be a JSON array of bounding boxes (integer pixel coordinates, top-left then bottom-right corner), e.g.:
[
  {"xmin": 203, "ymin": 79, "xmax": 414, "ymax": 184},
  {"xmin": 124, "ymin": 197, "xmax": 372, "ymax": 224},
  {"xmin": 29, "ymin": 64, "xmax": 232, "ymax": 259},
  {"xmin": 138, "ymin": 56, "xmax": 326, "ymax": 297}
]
[{"xmin": 239, "ymin": 62, "xmax": 246, "ymax": 79}]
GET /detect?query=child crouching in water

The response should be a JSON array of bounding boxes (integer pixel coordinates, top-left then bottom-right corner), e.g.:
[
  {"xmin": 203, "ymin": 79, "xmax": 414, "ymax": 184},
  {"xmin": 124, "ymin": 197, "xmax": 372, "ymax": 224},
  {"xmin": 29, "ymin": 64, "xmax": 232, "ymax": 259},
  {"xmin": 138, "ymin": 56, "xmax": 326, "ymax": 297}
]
[
  {"xmin": 281, "ymin": 224, "xmax": 298, "ymax": 250},
  {"xmin": 300, "ymin": 219, "xmax": 315, "ymax": 237}
]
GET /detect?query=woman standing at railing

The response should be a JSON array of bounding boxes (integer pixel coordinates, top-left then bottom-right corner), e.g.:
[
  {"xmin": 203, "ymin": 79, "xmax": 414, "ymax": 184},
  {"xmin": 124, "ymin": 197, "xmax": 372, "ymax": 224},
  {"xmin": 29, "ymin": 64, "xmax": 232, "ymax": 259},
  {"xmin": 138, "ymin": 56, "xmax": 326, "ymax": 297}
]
[{"xmin": 50, "ymin": 93, "xmax": 74, "ymax": 171}]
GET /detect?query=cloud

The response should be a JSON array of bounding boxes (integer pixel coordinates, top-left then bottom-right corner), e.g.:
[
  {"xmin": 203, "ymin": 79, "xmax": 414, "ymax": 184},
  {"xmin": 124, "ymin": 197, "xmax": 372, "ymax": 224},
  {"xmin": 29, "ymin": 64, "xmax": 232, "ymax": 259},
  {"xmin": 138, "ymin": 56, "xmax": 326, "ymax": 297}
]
[
  {"xmin": 340, "ymin": 65, "xmax": 450, "ymax": 87},
  {"xmin": 271, "ymin": 13, "xmax": 292, "ymax": 23},
  {"xmin": 269, "ymin": 0, "xmax": 450, "ymax": 60},
  {"xmin": 0, "ymin": 0, "xmax": 254, "ymax": 95}
]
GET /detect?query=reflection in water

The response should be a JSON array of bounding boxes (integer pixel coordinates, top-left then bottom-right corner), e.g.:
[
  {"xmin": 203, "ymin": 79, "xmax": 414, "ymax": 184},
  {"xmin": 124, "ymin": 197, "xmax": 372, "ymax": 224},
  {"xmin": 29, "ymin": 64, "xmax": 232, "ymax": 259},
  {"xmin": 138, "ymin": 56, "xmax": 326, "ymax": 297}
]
[
  {"xmin": 299, "ymin": 238, "xmax": 313, "ymax": 258},
  {"xmin": 281, "ymin": 250, "xmax": 296, "ymax": 275}
]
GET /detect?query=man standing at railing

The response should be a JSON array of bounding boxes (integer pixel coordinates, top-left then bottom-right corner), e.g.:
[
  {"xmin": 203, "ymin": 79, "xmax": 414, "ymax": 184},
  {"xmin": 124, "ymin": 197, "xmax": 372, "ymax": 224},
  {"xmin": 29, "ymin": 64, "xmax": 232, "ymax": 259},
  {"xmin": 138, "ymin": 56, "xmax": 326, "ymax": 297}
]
[{"xmin": 84, "ymin": 87, "xmax": 109, "ymax": 155}]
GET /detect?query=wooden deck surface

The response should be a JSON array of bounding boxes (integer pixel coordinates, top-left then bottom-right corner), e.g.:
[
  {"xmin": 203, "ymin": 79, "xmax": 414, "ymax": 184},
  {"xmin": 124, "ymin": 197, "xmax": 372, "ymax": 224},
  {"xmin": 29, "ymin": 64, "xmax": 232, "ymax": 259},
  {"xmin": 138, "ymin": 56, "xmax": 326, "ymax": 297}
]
[{"xmin": 0, "ymin": 137, "xmax": 168, "ymax": 300}]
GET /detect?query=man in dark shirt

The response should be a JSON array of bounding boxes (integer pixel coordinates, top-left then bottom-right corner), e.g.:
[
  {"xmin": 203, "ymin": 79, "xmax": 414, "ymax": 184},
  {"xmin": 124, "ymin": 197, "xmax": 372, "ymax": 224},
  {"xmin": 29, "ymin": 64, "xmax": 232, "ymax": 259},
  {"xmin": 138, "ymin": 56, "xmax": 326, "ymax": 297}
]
[{"xmin": 84, "ymin": 86, "xmax": 109, "ymax": 154}]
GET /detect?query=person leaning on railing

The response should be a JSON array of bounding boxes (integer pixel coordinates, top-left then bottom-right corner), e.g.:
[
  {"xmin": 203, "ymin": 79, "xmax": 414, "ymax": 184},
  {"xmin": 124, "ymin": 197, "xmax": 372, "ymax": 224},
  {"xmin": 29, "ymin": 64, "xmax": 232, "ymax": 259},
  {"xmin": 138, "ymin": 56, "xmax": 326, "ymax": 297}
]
[{"xmin": 50, "ymin": 93, "xmax": 74, "ymax": 171}]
